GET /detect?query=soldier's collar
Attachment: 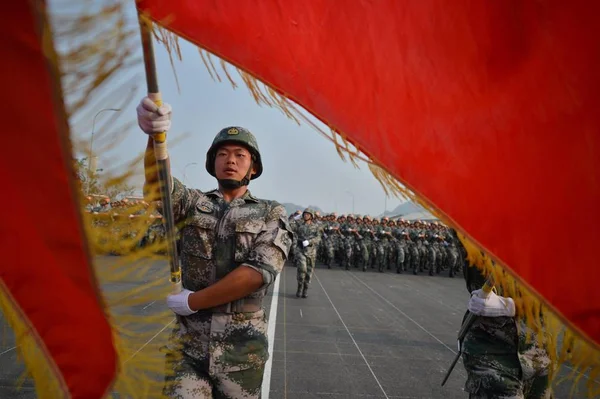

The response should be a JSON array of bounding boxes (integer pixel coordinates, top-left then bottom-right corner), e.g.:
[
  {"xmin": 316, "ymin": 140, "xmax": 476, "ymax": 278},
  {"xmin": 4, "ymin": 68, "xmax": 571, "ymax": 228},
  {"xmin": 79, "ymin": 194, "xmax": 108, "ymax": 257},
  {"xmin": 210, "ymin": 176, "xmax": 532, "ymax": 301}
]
[{"xmin": 205, "ymin": 188, "xmax": 260, "ymax": 203}]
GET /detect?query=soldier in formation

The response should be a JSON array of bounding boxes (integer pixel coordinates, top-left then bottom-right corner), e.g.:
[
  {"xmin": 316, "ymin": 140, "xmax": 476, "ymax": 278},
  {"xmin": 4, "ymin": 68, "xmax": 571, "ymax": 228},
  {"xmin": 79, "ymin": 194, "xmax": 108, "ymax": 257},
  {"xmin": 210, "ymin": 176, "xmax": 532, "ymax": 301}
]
[
  {"xmin": 314, "ymin": 214, "xmax": 462, "ymax": 277},
  {"xmin": 290, "ymin": 208, "xmax": 322, "ymax": 298},
  {"xmin": 84, "ymin": 196, "xmax": 167, "ymax": 255}
]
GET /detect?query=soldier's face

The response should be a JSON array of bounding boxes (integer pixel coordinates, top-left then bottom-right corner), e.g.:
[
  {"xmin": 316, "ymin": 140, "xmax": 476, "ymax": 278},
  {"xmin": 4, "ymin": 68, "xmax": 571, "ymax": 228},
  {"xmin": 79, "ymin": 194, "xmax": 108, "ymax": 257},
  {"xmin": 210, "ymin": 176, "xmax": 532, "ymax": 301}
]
[{"xmin": 215, "ymin": 144, "xmax": 256, "ymax": 181}]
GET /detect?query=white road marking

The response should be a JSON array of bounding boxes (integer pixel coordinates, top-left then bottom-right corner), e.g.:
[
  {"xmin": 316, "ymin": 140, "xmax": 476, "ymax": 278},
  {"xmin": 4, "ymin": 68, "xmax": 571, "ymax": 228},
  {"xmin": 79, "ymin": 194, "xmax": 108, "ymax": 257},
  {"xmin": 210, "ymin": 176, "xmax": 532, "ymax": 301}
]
[
  {"xmin": 315, "ymin": 274, "xmax": 390, "ymax": 399},
  {"xmin": 124, "ymin": 318, "xmax": 175, "ymax": 364},
  {"xmin": 350, "ymin": 272, "xmax": 457, "ymax": 354},
  {"xmin": 0, "ymin": 346, "xmax": 16, "ymax": 356},
  {"xmin": 261, "ymin": 274, "xmax": 281, "ymax": 399}
]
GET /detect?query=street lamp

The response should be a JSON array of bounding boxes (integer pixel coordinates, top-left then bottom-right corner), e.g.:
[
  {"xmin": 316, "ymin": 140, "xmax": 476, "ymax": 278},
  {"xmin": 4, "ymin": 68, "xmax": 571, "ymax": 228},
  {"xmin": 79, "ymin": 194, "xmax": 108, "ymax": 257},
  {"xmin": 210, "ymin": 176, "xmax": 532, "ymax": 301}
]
[
  {"xmin": 88, "ymin": 108, "xmax": 121, "ymax": 193},
  {"xmin": 345, "ymin": 190, "xmax": 355, "ymax": 214},
  {"xmin": 384, "ymin": 195, "xmax": 387, "ymax": 216},
  {"xmin": 183, "ymin": 162, "xmax": 198, "ymax": 184}
]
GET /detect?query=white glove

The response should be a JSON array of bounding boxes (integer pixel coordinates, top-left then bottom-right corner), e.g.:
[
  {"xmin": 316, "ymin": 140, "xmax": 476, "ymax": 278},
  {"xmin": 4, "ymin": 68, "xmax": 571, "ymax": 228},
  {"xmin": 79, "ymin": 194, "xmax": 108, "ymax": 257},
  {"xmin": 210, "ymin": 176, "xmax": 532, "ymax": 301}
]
[
  {"xmin": 167, "ymin": 288, "xmax": 197, "ymax": 316},
  {"xmin": 137, "ymin": 97, "xmax": 172, "ymax": 135},
  {"xmin": 302, "ymin": 240, "xmax": 310, "ymax": 247},
  {"xmin": 468, "ymin": 289, "xmax": 515, "ymax": 317}
]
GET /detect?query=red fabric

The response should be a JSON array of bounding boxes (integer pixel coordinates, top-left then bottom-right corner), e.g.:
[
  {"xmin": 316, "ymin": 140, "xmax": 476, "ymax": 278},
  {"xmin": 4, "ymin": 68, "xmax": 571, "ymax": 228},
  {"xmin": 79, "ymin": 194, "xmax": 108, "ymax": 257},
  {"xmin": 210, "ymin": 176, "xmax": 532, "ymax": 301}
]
[
  {"xmin": 138, "ymin": 0, "xmax": 600, "ymax": 346},
  {"xmin": 1, "ymin": 2, "xmax": 117, "ymax": 397}
]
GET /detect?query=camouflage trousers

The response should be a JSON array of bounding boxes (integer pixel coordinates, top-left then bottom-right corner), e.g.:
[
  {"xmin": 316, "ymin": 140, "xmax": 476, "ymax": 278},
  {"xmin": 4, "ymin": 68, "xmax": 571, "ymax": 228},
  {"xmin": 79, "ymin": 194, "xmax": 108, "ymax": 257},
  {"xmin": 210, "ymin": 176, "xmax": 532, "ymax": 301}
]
[
  {"xmin": 163, "ymin": 310, "xmax": 268, "ymax": 399},
  {"xmin": 463, "ymin": 352, "xmax": 552, "ymax": 399},
  {"xmin": 446, "ymin": 249, "xmax": 458, "ymax": 277},
  {"xmin": 343, "ymin": 239, "xmax": 353, "ymax": 269},
  {"xmin": 358, "ymin": 241, "xmax": 369, "ymax": 268},
  {"xmin": 325, "ymin": 241, "xmax": 335, "ymax": 265},
  {"xmin": 376, "ymin": 242, "xmax": 387, "ymax": 271},
  {"xmin": 427, "ymin": 246, "xmax": 437, "ymax": 275},
  {"xmin": 406, "ymin": 244, "xmax": 419, "ymax": 273},
  {"xmin": 296, "ymin": 249, "xmax": 316, "ymax": 286},
  {"xmin": 395, "ymin": 243, "xmax": 405, "ymax": 272}
]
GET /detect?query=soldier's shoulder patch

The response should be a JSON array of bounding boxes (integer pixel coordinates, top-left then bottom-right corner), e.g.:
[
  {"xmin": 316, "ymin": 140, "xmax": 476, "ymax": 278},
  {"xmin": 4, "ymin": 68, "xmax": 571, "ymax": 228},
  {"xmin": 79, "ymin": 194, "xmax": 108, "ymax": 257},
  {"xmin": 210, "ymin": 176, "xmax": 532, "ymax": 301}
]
[{"xmin": 196, "ymin": 201, "xmax": 215, "ymax": 213}]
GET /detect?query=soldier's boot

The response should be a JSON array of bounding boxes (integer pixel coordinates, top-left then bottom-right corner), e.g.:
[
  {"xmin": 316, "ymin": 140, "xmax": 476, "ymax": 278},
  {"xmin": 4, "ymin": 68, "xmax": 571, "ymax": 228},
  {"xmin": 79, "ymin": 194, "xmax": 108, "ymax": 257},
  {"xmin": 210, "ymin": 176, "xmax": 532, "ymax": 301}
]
[
  {"xmin": 301, "ymin": 284, "xmax": 308, "ymax": 298},
  {"xmin": 296, "ymin": 283, "xmax": 303, "ymax": 298},
  {"xmin": 396, "ymin": 265, "xmax": 402, "ymax": 274},
  {"xmin": 449, "ymin": 267, "xmax": 455, "ymax": 278}
]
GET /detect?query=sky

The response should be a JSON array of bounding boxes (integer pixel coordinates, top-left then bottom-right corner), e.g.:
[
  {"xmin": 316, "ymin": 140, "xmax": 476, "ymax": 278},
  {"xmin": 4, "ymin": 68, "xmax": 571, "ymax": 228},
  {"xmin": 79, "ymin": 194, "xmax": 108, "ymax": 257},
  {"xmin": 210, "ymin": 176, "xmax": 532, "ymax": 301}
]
[{"xmin": 62, "ymin": 1, "xmax": 406, "ymax": 216}]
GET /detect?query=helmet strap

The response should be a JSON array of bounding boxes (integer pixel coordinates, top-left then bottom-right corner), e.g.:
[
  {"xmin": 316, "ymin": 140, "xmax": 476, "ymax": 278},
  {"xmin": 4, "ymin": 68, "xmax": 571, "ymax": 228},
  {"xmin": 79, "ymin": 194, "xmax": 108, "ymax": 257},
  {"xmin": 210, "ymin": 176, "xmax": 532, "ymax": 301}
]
[{"xmin": 217, "ymin": 160, "xmax": 254, "ymax": 190}]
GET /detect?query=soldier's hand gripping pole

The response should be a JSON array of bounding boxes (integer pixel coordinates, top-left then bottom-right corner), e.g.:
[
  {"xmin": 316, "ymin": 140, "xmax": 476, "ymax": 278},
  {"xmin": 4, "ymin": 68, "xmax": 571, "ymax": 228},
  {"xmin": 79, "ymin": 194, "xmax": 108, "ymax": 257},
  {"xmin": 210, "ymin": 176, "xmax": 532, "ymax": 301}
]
[
  {"xmin": 138, "ymin": 14, "xmax": 182, "ymax": 295},
  {"xmin": 441, "ymin": 276, "xmax": 495, "ymax": 386}
]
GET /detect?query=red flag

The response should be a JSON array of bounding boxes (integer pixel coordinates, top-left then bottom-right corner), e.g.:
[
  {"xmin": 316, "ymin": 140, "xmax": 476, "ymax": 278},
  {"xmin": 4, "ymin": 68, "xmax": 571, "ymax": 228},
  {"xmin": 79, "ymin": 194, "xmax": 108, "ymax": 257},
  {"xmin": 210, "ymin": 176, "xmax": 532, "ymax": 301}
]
[
  {"xmin": 136, "ymin": 0, "xmax": 600, "ymax": 349},
  {"xmin": 1, "ymin": 2, "xmax": 117, "ymax": 398}
]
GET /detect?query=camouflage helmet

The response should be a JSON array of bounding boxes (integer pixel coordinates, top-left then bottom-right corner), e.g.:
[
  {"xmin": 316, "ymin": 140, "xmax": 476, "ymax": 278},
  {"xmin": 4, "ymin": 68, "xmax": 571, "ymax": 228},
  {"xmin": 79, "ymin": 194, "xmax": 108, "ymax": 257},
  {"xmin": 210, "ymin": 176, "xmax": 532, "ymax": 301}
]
[
  {"xmin": 205, "ymin": 126, "xmax": 263, "ymax": 179},
  {"xmin": 303, "ymin": 208, "xmax": 316, "ymax": 218}
]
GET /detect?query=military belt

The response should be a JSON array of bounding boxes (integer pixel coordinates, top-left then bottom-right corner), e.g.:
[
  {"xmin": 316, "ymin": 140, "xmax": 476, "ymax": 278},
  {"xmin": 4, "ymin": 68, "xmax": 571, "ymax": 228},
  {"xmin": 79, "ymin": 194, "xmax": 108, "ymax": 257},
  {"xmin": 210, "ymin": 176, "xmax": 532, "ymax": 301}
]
[{"xmin": 210, "ymin": 297, "xmax": 263, "ymax": 313}]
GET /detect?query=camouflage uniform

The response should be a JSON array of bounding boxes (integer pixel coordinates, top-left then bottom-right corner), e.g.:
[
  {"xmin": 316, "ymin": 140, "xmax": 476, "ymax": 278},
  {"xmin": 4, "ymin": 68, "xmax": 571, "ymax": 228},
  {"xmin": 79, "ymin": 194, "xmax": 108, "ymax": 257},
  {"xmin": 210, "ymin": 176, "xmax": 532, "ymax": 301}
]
[
  {"xmin": 375, "ymin": 218, "xmax": 392, "ymax": 272},
  {"xmin": 461, "ymin": 256, "xmax": 553, "ymax": 398},
  {"xmin": 323, "ymin": 214, "xmax": 338, "ymax": 268},
  {"xmin": 361, "ymin": 216, "xmax": 375, "ymax": 271},
  {"xmin": 407, "ymin": 224, "xmax": 420, "ymax": 274},
  {"xmin": 340, "ymin": 220, "xmax": 354, "ymax": 270},
  {"xmin": 392, "ymin": 223, "xmax": 406, "ymax": 273},
  {"xmin": 351, "ymin": 216, "xmax": 367, "ymax": 271},
  {"xmin": 294, "ymin": 208, "xmax": 322, "ymax": 298},
  {"xmin": 287, "ymin": 212, "xmax": 302, "ymax": 266},
  {"xmin": 162, "ymin": 127, "xmax": 293, "ymax": 399}
]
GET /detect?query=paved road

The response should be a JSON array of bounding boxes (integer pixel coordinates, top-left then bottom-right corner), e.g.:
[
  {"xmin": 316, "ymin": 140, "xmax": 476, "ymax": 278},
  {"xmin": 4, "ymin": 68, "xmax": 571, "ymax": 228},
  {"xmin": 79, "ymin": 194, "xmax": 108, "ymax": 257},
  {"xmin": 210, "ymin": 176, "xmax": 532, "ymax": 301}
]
[{"xmin": 0, "ymin": 258, "xmax": 596, "ymax": 398}]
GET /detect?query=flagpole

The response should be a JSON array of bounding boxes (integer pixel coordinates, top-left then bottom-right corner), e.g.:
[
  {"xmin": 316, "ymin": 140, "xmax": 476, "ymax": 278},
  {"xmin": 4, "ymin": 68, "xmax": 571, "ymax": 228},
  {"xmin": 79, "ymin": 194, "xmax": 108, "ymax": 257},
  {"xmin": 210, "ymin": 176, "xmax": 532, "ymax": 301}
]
[{"xmin": 137, "ymin": 13, "xmax": 182, "ymax": 295}]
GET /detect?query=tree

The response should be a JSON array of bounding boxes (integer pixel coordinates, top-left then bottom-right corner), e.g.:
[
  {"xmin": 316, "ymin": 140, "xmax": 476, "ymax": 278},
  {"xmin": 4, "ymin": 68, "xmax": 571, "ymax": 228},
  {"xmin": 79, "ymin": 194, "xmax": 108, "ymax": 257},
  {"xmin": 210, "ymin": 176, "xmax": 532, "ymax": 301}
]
[
  {"xmin": 73, "ymin": 157, "xmax": 101, "ymax": 195},
  {"xmin": 104, "ymin": 181, "xmax": 135, "ymax": 200},
  {"xmin": 73, "ymin": 157, "xmax": 136, "ymax": 200}
]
